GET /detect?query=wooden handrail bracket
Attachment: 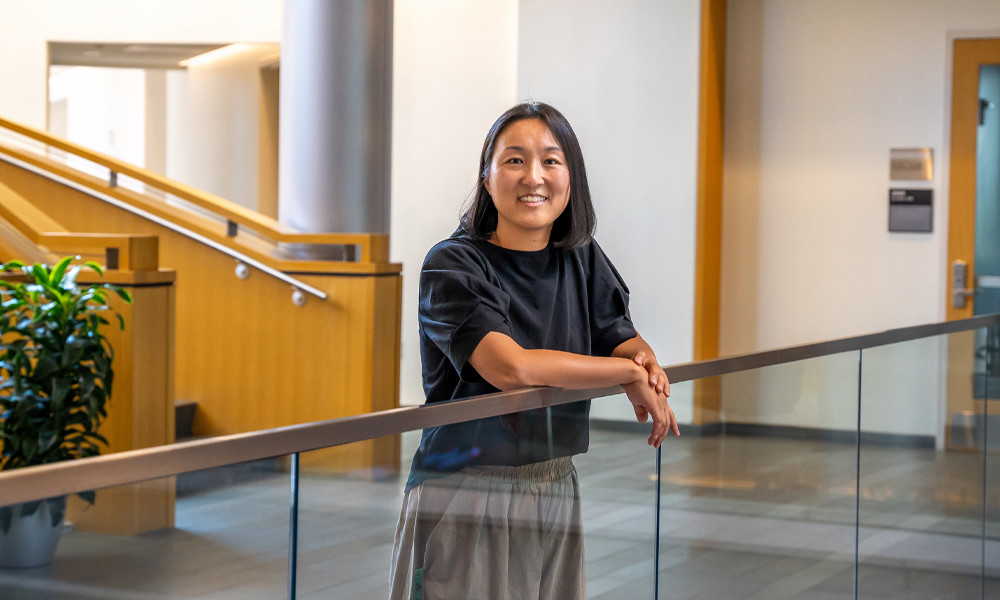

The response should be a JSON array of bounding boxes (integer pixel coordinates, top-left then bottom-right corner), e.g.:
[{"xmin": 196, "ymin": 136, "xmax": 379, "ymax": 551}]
[{"xmin": 39, "ymin": 232, "xmax": 159, "ymax": 271}]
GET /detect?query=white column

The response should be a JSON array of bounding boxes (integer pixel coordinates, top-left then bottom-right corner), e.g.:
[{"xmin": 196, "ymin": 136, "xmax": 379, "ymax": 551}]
[{"xmin": 279, "ymin": 0, "xmax": 392, "ymax": 237}]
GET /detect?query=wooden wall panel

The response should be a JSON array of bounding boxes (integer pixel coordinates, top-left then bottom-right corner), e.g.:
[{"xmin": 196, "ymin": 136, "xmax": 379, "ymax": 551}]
[
  {"xmin": 0, "ymin": 160, "xmax": 402, "ymax": 475},
  {"xmin": 66, "ymin": 278, "xmax": 176, "ymax": 535},
  {"xmin": 693, "ymin": 0, "xmax": 727, "ymax": 424}
]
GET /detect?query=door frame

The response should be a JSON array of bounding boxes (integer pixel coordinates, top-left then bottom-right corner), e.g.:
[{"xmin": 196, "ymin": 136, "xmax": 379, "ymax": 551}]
[{"xmin": 947, "ymin": 37, "xmax": 1000, "ymax": 321}]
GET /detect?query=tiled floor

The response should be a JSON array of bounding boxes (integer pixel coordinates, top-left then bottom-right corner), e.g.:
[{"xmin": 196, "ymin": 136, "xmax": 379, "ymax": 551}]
[{"xmin": 1, "ymin": 428, "xmax": 999, "ymax": 599}]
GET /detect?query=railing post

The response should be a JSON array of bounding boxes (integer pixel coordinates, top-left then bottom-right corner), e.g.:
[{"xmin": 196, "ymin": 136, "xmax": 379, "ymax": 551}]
[
  {"xmin": 288, "ymin": 452, "xmax": 300, "ymax": 600},
  {"xmin": 105, "ymin": 247, "xmax": 119, "ymax": 270},
  {"xmin": 654, "ymin": 446, "xmax": 661, "ymax": 600},
  {"xmin": 854, "ymin": 350, "xmax": 862, "ymax": 600}
]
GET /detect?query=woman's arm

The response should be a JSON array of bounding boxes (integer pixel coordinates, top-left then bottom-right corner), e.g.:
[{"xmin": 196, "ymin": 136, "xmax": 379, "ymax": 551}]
[{"xmin": 468, "ymin": 331, "xmax": 678, "ymax": 447}]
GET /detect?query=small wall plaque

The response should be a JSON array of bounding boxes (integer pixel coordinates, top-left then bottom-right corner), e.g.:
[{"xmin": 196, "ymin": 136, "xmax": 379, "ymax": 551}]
[
  {"xmin": 889, "ymin": 188, "xmax": 933, "ymax": 232},
  {"xmin": 890, "ymin": 147, "xmax": 933, "ymax": 181}
]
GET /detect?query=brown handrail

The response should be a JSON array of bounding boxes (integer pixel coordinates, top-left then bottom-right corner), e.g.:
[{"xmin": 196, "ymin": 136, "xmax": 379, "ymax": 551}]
[
  {"xmin": 0, "ymin": 116, "xmax": 391, "ymax": 264},
  {"xmin": 0, "ymin": 312, "xmax": 997, "ymax": 508}
]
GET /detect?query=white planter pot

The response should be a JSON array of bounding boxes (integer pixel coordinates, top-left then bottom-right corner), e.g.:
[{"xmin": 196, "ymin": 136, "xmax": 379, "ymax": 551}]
[{"xmin": 0, "ymin": 498, "xmax": 65, "ymax": 569}]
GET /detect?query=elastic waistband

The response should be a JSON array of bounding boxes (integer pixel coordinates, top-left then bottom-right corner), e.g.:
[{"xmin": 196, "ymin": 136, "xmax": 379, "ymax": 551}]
[{"xmin": 461, "ymin": 456, "xmax": 575, "ymax": 483}]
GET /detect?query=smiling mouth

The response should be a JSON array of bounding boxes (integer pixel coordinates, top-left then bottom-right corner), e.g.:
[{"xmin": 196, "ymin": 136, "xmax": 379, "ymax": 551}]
[{"xmin": 518, "ymin": 194, "xmax": 547, "ymax": 204}]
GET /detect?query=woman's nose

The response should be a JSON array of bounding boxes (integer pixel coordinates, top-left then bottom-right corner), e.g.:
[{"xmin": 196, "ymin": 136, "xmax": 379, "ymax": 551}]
[{"xmin": 522, "ymin": 160, "xmax": 544, "ymax": 185}]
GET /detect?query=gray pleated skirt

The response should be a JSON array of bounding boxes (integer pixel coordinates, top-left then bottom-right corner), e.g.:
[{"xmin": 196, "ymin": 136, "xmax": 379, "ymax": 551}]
[{"xmin": 388, "ymin": 456, "xmax": 585, "ymax": 600}]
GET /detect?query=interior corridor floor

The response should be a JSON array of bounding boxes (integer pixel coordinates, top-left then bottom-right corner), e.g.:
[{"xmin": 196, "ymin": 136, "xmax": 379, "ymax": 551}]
[{"xmin": 1, "ymin": 428, "xmax": 998, "ymax": 599}]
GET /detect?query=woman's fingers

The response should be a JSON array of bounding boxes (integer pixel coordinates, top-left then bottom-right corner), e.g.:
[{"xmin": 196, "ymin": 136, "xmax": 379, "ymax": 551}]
[
  {"xmin": 667, "ymin": 403, "xmax": 679, "ymax": 437},
  {"xmin": 625, "ymin": 381, "xmax": 677, "ymax": 448},
  {"xmin": 647, "ymin": 392, "xmax": 678, "ymax": 447},
  {"xmin": 644, "ymin": 391, "xmax": 666, "ymax": 447},
  {"xmin": 653, "ymin": 366, "xmax": 670, "ymax": 397}
]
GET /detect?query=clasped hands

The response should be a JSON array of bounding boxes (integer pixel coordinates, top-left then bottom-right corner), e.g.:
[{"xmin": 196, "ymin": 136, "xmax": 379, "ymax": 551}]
[{"xmin": 625, "ymin": 352, "xmax": 679, "ymax": 448}]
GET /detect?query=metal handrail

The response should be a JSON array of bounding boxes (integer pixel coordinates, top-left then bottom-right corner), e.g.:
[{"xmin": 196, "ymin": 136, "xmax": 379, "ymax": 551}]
[
  {"xmin": 0, "ymin": 117, "xmax": 402, "ymax": 299},
  {"xmin": 0, "ymin": 151, "xmax": 329, "ymax": 300},
  {"xmin": 0, "ymin": 313, "xmax": 998, "ymax": 507}
]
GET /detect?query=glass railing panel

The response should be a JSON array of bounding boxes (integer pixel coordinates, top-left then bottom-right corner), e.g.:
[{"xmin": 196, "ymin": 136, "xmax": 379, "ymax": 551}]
[
  {"xmin": 659, "ymin": 354, "xmax": 861, "ymax": 599},
  {"xmin": 0, "ymin": 457, "xmax": 292, "ymax": 598},
  {"xmin": 296, "ymin": 397, "xmax": 657, "ymax": 599},
  {"xmin": 295, "ymin": 436, "xmax": 409, "ymax": 599},
  {"xmin": 985, "ymin": 324, "xmax": 1000, "ymax": 597},
  {"xmin": 579, "ymin": 394, "xmax": 659, "ymax": 599},
  {"xmin": 859, "ymin": 331, "xmax": 986, "ymax": 598}
]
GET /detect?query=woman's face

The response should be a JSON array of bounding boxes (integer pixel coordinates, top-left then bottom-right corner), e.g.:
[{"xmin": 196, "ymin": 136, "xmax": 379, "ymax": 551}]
[{"xmin": 484, "ymin": 118, "xmax": 571, "ymax": 251}]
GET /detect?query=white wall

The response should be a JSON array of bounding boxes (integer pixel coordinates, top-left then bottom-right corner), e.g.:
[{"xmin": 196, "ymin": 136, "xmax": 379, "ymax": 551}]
[
  {"xmin": 48, "ymin": 67, "xmax": 146, "ymax": 176},
  {"xmin": 720, "ymin": 336, "xmax": 947, "ymax": 439},
  {"xmin": 720, "ymin": 0, "xmax": 1000, "ymax": 435},
  {"xmin": 516, "ymin": 0, "xmax": 702, "ymax": 423},
  {"xmin": 0, "ymin": 0, "xmax": 282, "ymax": 129},
  {"xmin": 166, "ymin": 44, "xmax": 279, "ymax": 209},
  {"xmin": 721, "ymin": 354, "xmax": 860, "ymax": 431},
  {"xmin": 390, "ymin": 0, "xmax": 520, "ymax": 406},
  {"xmin": 721, "ymin": 0, "xmax": 1000, "ymax": 354}
]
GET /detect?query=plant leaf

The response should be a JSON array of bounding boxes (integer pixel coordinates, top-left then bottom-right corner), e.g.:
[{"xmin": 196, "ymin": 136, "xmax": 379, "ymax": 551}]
[
  {"xmin": 84, "ymin": 261, "xmax": 103, "ymax": 277},
  {"xmin": 46, "ymin": 496, "xmax": 66, "ymax": 527},
  {"xmin": 50, "ymin": 256, "xmax": 74, "ymax": 289},
  {"xmin": 30, "ymin": 263, "xmax": 50, "ymax": 287}
]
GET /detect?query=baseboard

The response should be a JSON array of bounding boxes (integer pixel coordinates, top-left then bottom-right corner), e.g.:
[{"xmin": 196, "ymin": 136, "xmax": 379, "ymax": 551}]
[
  {"xmin": 590, "ymin": 419, "xmax": 934, "ymax": 448},
  {"xmin": 590, "ymin": 418, "xmax": 722, "ymax": 438}
]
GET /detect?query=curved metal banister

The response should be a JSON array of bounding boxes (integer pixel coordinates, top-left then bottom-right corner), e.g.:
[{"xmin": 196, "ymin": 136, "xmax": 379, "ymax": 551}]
[{"xmin": 1, "ymin": 312, "xmax": 997, "ymax": 508}]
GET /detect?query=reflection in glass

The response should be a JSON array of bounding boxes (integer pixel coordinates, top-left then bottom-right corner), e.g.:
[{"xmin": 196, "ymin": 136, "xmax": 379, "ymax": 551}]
[
  {"xmin": 0, "ymin": 459, "xmax": 291, "ymax": 598},
  {"xmin": 577, "ymin": 398, "xmax": 657, "ymax": 599},
  {"xmin": 296, "ymin": 437, "xmax": 410, "ymax": 599},
  {"xmin": 295, "ymin": 399, "xmax": 659, "ymax": 599},
  {"xmin": 859, "ymin": 332, "xmax": 991, "ymax": 598},
  {"xmin": 987, "ymin": 325, "xmax": 1000, "ymax": 597},
  {"xmin": 659, "ymin": 357, "xmax": 860, "ymax": 599}
]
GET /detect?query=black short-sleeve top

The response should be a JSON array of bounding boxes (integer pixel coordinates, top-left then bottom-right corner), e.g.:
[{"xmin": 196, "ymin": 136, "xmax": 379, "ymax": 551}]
[{"xmin": 407, "ymin": 231, "xmax": 636, "ymax": 489}]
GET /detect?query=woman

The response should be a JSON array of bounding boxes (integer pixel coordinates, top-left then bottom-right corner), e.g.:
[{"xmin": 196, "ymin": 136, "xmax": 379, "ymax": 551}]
[{"xmin": 390, "ymin": 101, "xmax": 677, "ymax": 600}]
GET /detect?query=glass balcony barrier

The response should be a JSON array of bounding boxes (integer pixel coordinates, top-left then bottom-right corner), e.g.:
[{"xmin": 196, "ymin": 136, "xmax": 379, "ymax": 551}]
[
  {"xmin": 0, "ymin": 315, "xmax": 997, "ymax": 599},
  {"xmin": 0, "ymin": 457, "xmax": 293, "ymax": 599},
  {"xmin": 857, "ymin": 328, "xmax": 999, "ymax": 599},
  {"xmin": 658, "ymin": 354, "xmax": 860, "ymax": 599}
]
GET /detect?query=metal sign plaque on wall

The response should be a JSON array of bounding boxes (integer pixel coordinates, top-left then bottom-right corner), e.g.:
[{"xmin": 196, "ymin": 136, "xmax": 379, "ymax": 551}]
[
  {"xmin": 888, "ymin": 188, "xmax": 933, "ymax": 232},
  {"xmin": 889, "ymin": 147, "xmax": 933, "ymax": 181}
]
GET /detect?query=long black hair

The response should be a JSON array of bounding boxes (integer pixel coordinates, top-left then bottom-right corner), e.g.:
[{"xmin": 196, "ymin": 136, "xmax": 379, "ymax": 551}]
[{"xmin": 460, "ymin": 101, "xmax": 596, "ymax": 248}]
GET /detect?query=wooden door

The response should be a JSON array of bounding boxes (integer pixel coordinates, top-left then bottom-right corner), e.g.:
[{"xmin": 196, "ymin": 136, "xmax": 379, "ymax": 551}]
[{"xmin": 946, "ymin": 38, "xmax": 1000, "ymax": 449}]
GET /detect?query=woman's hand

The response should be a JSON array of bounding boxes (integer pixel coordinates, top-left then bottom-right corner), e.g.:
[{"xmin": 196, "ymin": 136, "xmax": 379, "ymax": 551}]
[
  {"xmin": 624, "ymin": 375, "xmax": 678, "ymax": 448},
  {"xmin": 631, "ymin": 351, "xmax": 670, "ymax": 397}
]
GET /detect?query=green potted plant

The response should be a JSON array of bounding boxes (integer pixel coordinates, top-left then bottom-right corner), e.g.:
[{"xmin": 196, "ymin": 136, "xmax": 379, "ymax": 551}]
[{"xmin": 0, "ymin": 257, "xmax": 131, "ymax": 568}]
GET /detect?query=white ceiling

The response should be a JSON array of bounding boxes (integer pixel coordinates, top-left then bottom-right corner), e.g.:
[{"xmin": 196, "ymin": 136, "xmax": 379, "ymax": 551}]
[{"xmin": 48, "ymin": 42, "xmax": 226, "ymax": 70}]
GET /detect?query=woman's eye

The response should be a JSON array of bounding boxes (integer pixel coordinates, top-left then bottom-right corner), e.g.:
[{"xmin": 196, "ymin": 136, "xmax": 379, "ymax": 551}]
[
  {"xmin": 544, "ymin": 158, "xmax": 562, "ymax": 165},
  {"xmin": 507, "ymin": 157, "xmax": 523, "ymax": 164}
]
